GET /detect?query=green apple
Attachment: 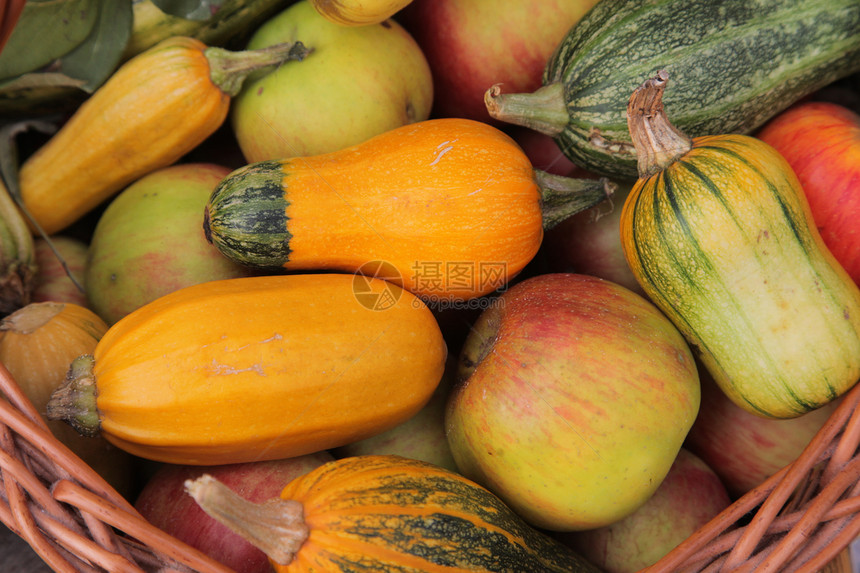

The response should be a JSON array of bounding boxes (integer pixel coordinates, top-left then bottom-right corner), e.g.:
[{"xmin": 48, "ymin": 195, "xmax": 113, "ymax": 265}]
[
  {"xmin": 85, "ymin": 163, "xmax": 252, "ymax": 325},
  {"xmin": 448, "ymin": 273, "xmax": 700, "ymax": 531},
  {"xmin": 231, "ymin": 0, "xmax": 433, "ymax": 162}
]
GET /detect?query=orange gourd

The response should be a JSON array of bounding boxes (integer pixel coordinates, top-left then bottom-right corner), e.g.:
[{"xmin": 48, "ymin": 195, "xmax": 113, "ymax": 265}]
[
  {"xmin": 185, "ymin": 455, "xmax": 600, "ymax": 572},
  {"xmin": 204, "ymin": 118, "xmax": 614, "ymax": 301},
  {"xmin": 46, "ymin": 273, "xmax": 447, "ymax": 466},
  {"xmin": 0, "ymin": 302, "xmax": 133, "ymax": 495}
]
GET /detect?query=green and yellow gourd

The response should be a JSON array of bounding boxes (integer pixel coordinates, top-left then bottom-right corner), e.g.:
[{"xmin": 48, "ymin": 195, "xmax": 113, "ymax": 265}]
[
  {"xmin": 619, "ymin": 71, "xmax": 860, "ymax": 419},
  {"xmin": 485, "ymin": 0, "xmax": 860, "ymax": 179}
]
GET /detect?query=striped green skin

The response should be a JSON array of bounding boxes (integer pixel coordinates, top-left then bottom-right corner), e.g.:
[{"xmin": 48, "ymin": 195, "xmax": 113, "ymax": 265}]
[
  {"xmin": 203, "ymin": 160, "xmax": 291, "ymax": 269},
  {"xmin": 278, "ymin": 455, "xmax": 600, "ymax": 573},
  {"xmin": 545, "ymin": 0, "xmax": 860, "ymax": 179},
  {"xmin": 619, "ymin": 134, "xmax": 860, "ymax": 419}
]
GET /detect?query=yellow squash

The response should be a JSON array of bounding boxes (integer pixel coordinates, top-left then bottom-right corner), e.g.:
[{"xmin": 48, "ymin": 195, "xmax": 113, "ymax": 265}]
[
  {"xmin": 46, "ymin": 274, "xmax": 447, "ymax": 465},
  {"xmin": 18, "ymin": 36, "xmax": 309, "ymax": 236}
]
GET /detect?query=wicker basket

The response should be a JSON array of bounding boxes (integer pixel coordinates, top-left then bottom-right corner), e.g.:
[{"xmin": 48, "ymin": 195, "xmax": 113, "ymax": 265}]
[{"xmin": 1, "ymin": 354, "xmax": 859, "ymax": 573}]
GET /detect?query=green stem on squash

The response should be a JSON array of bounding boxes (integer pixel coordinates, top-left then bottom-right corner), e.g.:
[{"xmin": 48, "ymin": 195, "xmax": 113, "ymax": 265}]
[
  {"xmin": 185, "ymin": 474, "xmax": 309, "ymax": 566},
  {"xmin": 484, "ymin": 82, "xmax": 569, "ymax": 136},
  {"xmin": 536, "ymin": 169, "xmax": 616, "ymax": 230},
  {"xmin": 45, "ymin": 354, "xmax": 101, "ymax": 438},
  {"xmin": 206, "ymin": 41, "xmax": 313, "ymax": 97},
  {"xmin": 626, "ymin": 70, "xmax": 693, "ymax": 178}
]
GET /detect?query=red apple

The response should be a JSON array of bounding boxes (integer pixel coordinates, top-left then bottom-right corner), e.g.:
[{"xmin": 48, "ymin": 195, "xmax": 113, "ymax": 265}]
[
  {"xmin": 31, "ymin": 236, "xmax": 89, "ymax": 307},
  {"xmin": 684, "ymin": 369, "xmax": 839, "ymax": 498},
  {"xmin": 446, "ymin": 273, "xmax": 700, "ymax": 531},
  {"xmin": 508, "ymin": 126, "xmax": 580, "ymax": 177},
  {"xmin": 542, "ymin": 181, "xmax": 645, "ymax": 296},
  {"xmin": 397, "ymin": 0, "xmax": 600, "ymax": 123},
  {"xmin": 756, "ymin": 101, "xmax": 860, "ymax": 285},
  {"xmin": 556, "ymin": 448, "xmax": 731, "ymax": 573},
  {"xmin": 135, "ymin": 452, "xmax": 333, "ymax": 573}
]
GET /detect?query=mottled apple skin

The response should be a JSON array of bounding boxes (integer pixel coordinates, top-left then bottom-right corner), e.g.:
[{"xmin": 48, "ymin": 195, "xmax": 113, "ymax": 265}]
[
  {"xmin": 397, "ymin": 0, "xmax": 600, "ymax": 123},
  {"xmin": 448, "ymin": 273, "xmax": 700, "ymax": 531},
  {"xmin": 756, "ymin": 101, "xmax": 860, "ymax": 285},
  {"xmin": 556, "ymin": 448, "xmax": 731, "ymax": 573},
  {"xmin": 135, "ymin": 452, "xmax": 333, "ymax": 573},
  {"xmin": 85, "ymin": 163, "xmax": 252, "ymax": 325},
  {"xmin": 232, "ymin": 0, "xmax": 433, "ymax": 162},
  {"xmin": 684, "ymin": 370, "xmax": 839, "ymax": 498}
]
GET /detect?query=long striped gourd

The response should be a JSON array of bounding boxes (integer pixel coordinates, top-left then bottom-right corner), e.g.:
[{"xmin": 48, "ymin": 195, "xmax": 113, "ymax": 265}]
[
  {"xmin": 186, "ymin": 455, "xmax": 601, "ymax": 572},
  {"xmin": 485, "ymin": 0, "xmax": 860, "ymax": 179},
  {"xmin": 619, "ymin": 72, "xmax": 860, "ymax": 419}
]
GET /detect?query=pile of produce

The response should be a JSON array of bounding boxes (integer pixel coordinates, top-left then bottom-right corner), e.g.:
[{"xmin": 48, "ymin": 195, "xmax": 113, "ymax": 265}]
[{"xmin": 1, "ymin": 0, "xmax": 859, "ymax": 571}]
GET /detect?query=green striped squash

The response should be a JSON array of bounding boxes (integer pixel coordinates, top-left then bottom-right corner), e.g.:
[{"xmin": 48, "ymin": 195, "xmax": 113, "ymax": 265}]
[
  {"xmin": 187, "ymin": 455, "xmax": 601, "ymax": 572},
  {"xmin": 485, "ymin": 0, "xmax": 860, "ymax": 179},
  {"xmin": 619, "ymin": 73, "xmax": 860, "ymax": 419}
]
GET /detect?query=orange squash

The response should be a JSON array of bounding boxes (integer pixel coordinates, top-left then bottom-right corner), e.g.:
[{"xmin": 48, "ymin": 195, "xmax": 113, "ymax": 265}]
[
  {"xmin": 46, "ymin": 273, "xmax": 447, "ymax": 466},
  {"xmin": 17, "ymin": 36, "xmax": 310, "ymax": 236},
  {"xmin": 204, "ymin": 118, "xmax": 615, "ymax": 301},
  {"xmin": 185, "ymin": 454, "xmax": 601, "ymax": 572},
  {"xmin": 0, "ymin": 302, "xmax": 133, "ymax": 495}
]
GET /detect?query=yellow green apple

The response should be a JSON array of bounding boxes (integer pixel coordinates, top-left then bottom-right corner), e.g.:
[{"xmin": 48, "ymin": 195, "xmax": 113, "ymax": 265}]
[
  {"xmin": 555, "ymin": 448, "xmax": 731, "ymax": 572},
  {"xmin": 85, "ymin": 163, "xmax": 252, "ymax": 325},
  {"xmin": 447, "ymin": 273, "xmax": 700, "ymax": 531},
  {"xmin": 231, "ymin": 0, "xmax": 433, "ymax": 162}
]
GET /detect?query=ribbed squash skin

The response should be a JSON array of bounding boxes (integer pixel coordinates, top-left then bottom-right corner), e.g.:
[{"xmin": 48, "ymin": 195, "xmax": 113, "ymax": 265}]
[
  {"xmin": 620, "ymin": 135, "xmax": 860, "ymax": 419},
  {"xmin": 204, "ymin": 118, "xmax": 542, "ymax": 301},
  {"xmin": 544, "ymin": 0, "xmax": 860, "ymax": 178},
  {"xmin": 274, "ymin": 455, "xmax": 600, "ymax": 572},
  {"xmin": 78, "ymin": 274, "xmax": 447, "ymax": 465},
  {"xmin": 18, "ymin": 37, "xmax": 230, "ymax": 235}
]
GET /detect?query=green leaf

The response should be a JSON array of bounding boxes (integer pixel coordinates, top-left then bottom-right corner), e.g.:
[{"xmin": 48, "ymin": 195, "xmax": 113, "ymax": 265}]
[
  {"xmin": 151, "ymin": 0, "xmax": 226, "ymax": 21},
  {"xmin": 57, "ymin": 0, "xmax": 133, "ymax": 92},
  {"xmin": 0, "ymin": 0, "xmax": 100, "ymax": 81},
  {"xmin": 0, "ymin": 72, "xmax": 86, "ymax": 91}
]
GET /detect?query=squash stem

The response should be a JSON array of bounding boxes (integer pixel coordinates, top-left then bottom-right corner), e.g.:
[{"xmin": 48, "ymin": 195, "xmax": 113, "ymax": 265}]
[
  {"xmin": 484, "ymin": 82, "xmax": 569, "ymax": 136},
  {"xmin": 536, "ymin": 169, "xmax": 616, "ymax": 230},
  {"xmin": 206, "ymin": 41, "xmax": 313, "ymax": 98},
  {"xmin": 185, "ymin": 474, "xmax": 309, "ymax": 566},
  {"xmin": 45, "ymin": 354, "xmax": 101, "ymax": 438},
  {"xmin": 626, "ymin": 70, "xmax": 693, "ymax": 178}
]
